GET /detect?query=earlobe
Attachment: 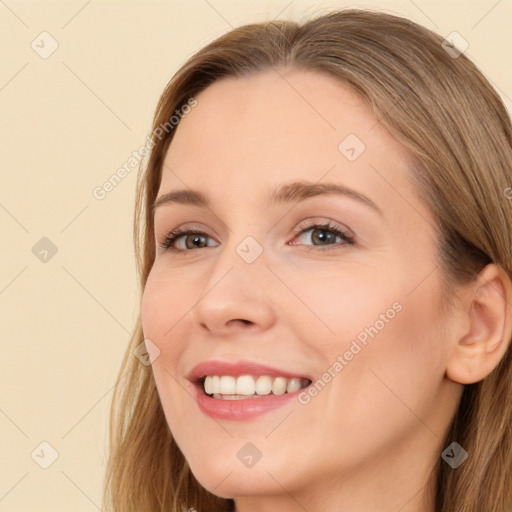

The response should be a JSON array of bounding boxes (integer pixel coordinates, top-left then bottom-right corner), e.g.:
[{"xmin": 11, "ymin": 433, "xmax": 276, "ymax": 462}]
[{"xmin": 445, "ymin": 264, "xmax": 512, "ymax": 385}]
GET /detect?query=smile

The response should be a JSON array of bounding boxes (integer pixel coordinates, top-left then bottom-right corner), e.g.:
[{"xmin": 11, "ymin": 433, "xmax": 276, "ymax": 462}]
[
  {"xmin": 203, "ymin": 375, "xmax": 310, "ymax": 399},
  {"xmin": 188, "ymin": 360, "xmax": 313, "ymax": 420}
]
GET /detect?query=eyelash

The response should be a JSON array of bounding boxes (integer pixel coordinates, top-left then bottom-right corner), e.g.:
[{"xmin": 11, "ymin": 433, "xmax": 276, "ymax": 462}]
[
  {"xmin": 159, "ymin": 221, "xmax": 355, "ymax": 254},
  {"xmin": 293, "ymin": 221, "xmax": 355, "ymax": 251}
]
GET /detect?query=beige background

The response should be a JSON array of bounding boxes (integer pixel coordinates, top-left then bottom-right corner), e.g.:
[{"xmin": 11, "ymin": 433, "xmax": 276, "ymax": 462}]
[{"xmin": 0, "ymin": 0, "xmax": 510, "ymax": 510}]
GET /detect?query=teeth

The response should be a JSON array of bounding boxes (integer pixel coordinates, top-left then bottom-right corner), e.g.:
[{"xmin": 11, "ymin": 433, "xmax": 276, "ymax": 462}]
[
  {"xmin": 286, "ymin": 378, "xmax": 302, "ymax": 393},
  {"xmin": 204, "ymin": 376, "xmax": 213, "ymax": 395},
  {"xmin": 272, "ymin": 377, "xmax": 287, "ymax": 395},
  {"xmin": 203, "ymin": 374, "xmax": 309, "ymax": 398},
  {"xmin": 255, "ymin": 376, "xmax": 272, "ymax": 395},
  {"xmin": 236, "ymin": 375, "xmax": 256, "ymax": 395},
  {"xmin": 220, "ymin": 376, "xmax": 236, "ymax": 394}
]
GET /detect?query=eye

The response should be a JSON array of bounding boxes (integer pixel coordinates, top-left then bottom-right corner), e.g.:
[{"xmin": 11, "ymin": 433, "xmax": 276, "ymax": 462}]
[
  {"xmin": 159, "ymin": 226, "xmax": 218, "ymax": 251},
  {"xmin": 290, "ymin": 221, "xmax": 355, "ymax": 251},
  {"xmin": 158, "ymin": 220, "xmax": 355, "ymax": 253}
]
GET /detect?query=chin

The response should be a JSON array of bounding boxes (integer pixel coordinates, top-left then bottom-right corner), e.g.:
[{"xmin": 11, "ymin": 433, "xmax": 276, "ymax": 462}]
[
  {"xmin": 191, "ymin": 467, "xmax": 283, "ymax": 499},
  {"xmin": 183, "ymin": 447, "xmax": 294, "ymax": 499}
]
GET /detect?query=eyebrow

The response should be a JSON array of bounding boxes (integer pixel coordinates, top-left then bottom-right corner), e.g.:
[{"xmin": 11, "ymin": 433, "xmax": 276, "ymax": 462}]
[{"xmin": 152, "ymin": 181, "xmax": 383, "ymax": 217}]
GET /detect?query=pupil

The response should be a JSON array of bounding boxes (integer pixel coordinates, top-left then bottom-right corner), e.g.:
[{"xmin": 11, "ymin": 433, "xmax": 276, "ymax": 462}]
[
  {"xmin": 313, "ymin": 229, "xmax": 333, "ymax": 245},
  {"xmin": 187, "ymin": 235, "xmax": 206, "ymax": 249}
]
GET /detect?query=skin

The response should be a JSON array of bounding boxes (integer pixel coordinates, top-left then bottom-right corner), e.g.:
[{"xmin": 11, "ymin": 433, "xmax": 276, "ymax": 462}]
[{"xmin": 140, "ymin": 68, "xmax": 512, "ymax": 512}]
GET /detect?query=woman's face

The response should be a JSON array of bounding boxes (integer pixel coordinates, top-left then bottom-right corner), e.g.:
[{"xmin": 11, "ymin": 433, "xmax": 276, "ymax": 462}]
[{"xmin": 141, "ymin": 69, "xmax": 462, "ymax": 509}]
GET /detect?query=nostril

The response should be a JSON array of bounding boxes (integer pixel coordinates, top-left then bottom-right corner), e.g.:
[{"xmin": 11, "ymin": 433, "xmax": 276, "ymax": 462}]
[
  {"xmin": 228, "ymin": 319, "xmax": 252, "ymax": 326},
  {"xmin": 199, "ymin": 322, "xmax": 211, "ymax": 331}
]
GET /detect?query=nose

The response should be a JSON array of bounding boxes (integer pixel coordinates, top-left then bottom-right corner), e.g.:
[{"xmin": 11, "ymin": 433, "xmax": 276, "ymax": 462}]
[{"xmin": 191, "ymin": 250, "xmax": 277, "ymax": 336}]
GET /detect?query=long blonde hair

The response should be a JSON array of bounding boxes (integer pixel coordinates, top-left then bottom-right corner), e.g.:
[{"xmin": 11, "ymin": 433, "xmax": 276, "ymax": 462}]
[{"xmin": 102, "ymin": 9, "xmax": 512, "ymax": 512}]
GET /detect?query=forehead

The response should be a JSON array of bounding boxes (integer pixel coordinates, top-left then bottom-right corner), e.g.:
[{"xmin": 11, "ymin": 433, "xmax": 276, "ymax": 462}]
[
  {"xmin": 159, "ymin": 68, "xmax": 423, "ymax": 223},
  {"xmin": 166, "ymin": 68, "xmax": 384, "ymax": 166}
]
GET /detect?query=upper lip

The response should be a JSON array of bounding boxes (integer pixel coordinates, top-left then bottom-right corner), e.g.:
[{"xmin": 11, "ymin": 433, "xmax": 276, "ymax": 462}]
[{"xmin": 187, "ymin": 360, "xmax": 313, "ymax": 383}]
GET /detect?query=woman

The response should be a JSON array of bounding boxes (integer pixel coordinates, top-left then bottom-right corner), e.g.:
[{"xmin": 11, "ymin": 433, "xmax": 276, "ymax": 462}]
[{"xmin": 103, "ymin": 9, "xmax": 512, "ymax": 512}]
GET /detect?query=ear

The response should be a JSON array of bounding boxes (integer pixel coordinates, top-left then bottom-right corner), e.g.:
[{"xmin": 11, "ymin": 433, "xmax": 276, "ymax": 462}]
[{"xmin": 446, "ymin": 263, "xmax": 512, "ymax": 385}]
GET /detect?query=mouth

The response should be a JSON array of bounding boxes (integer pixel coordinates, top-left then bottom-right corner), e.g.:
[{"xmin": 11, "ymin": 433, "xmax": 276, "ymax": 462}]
[
  {"xmin": 200, "ymin": 374, "xmax": 311, "ymax": 400},
  {"xmin": 188, "ymin": 360, "xmax": 313, "ymax": 420}
]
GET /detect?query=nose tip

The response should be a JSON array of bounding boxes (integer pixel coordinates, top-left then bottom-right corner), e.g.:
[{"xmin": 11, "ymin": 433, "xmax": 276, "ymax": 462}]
[{"xmin": 191, "ymin": 266, "xmax": 276, "ymax": 336}]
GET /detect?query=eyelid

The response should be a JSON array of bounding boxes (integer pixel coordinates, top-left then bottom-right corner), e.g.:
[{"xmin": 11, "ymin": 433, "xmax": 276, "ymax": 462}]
[{"xmin": 292, "ymin": 217, "xmax": 355, "ymax": 239}]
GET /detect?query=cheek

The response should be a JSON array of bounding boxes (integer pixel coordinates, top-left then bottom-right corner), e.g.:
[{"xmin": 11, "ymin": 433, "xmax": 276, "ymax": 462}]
[
  {"xmin": 140, "ymin": 265, "xmax": 194, "ymax": 343},
  {"xmin": 342, "ymin": 276, "xmax": 448, "ymax": 429},
  {"xmin": 140, "ymin": 274, "xmax": 165, "ymax": 339},
  {"xmin": 300, "ymin": 282, "xmax": 447, "ymax": 467},
  {"xmin": 140, "ymin": 269, "xmax": 195, "ymax": 438},
  {"xmin": 276, "ymin": 263, "xmax": 403, "ymax": 355},
  {"xmin": 140, "ymin": 266, "xmax": 197, "ymax": 394},
  {"xmin": 297, "ymin": 263, "xmax": 446, "ymax": 416}
]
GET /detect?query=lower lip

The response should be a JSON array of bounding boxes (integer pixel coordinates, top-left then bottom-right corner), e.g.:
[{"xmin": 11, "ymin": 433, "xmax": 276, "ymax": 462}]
[{"xmin": 192, "ymin": 383, "xmax": 302, "ymax": 421}]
